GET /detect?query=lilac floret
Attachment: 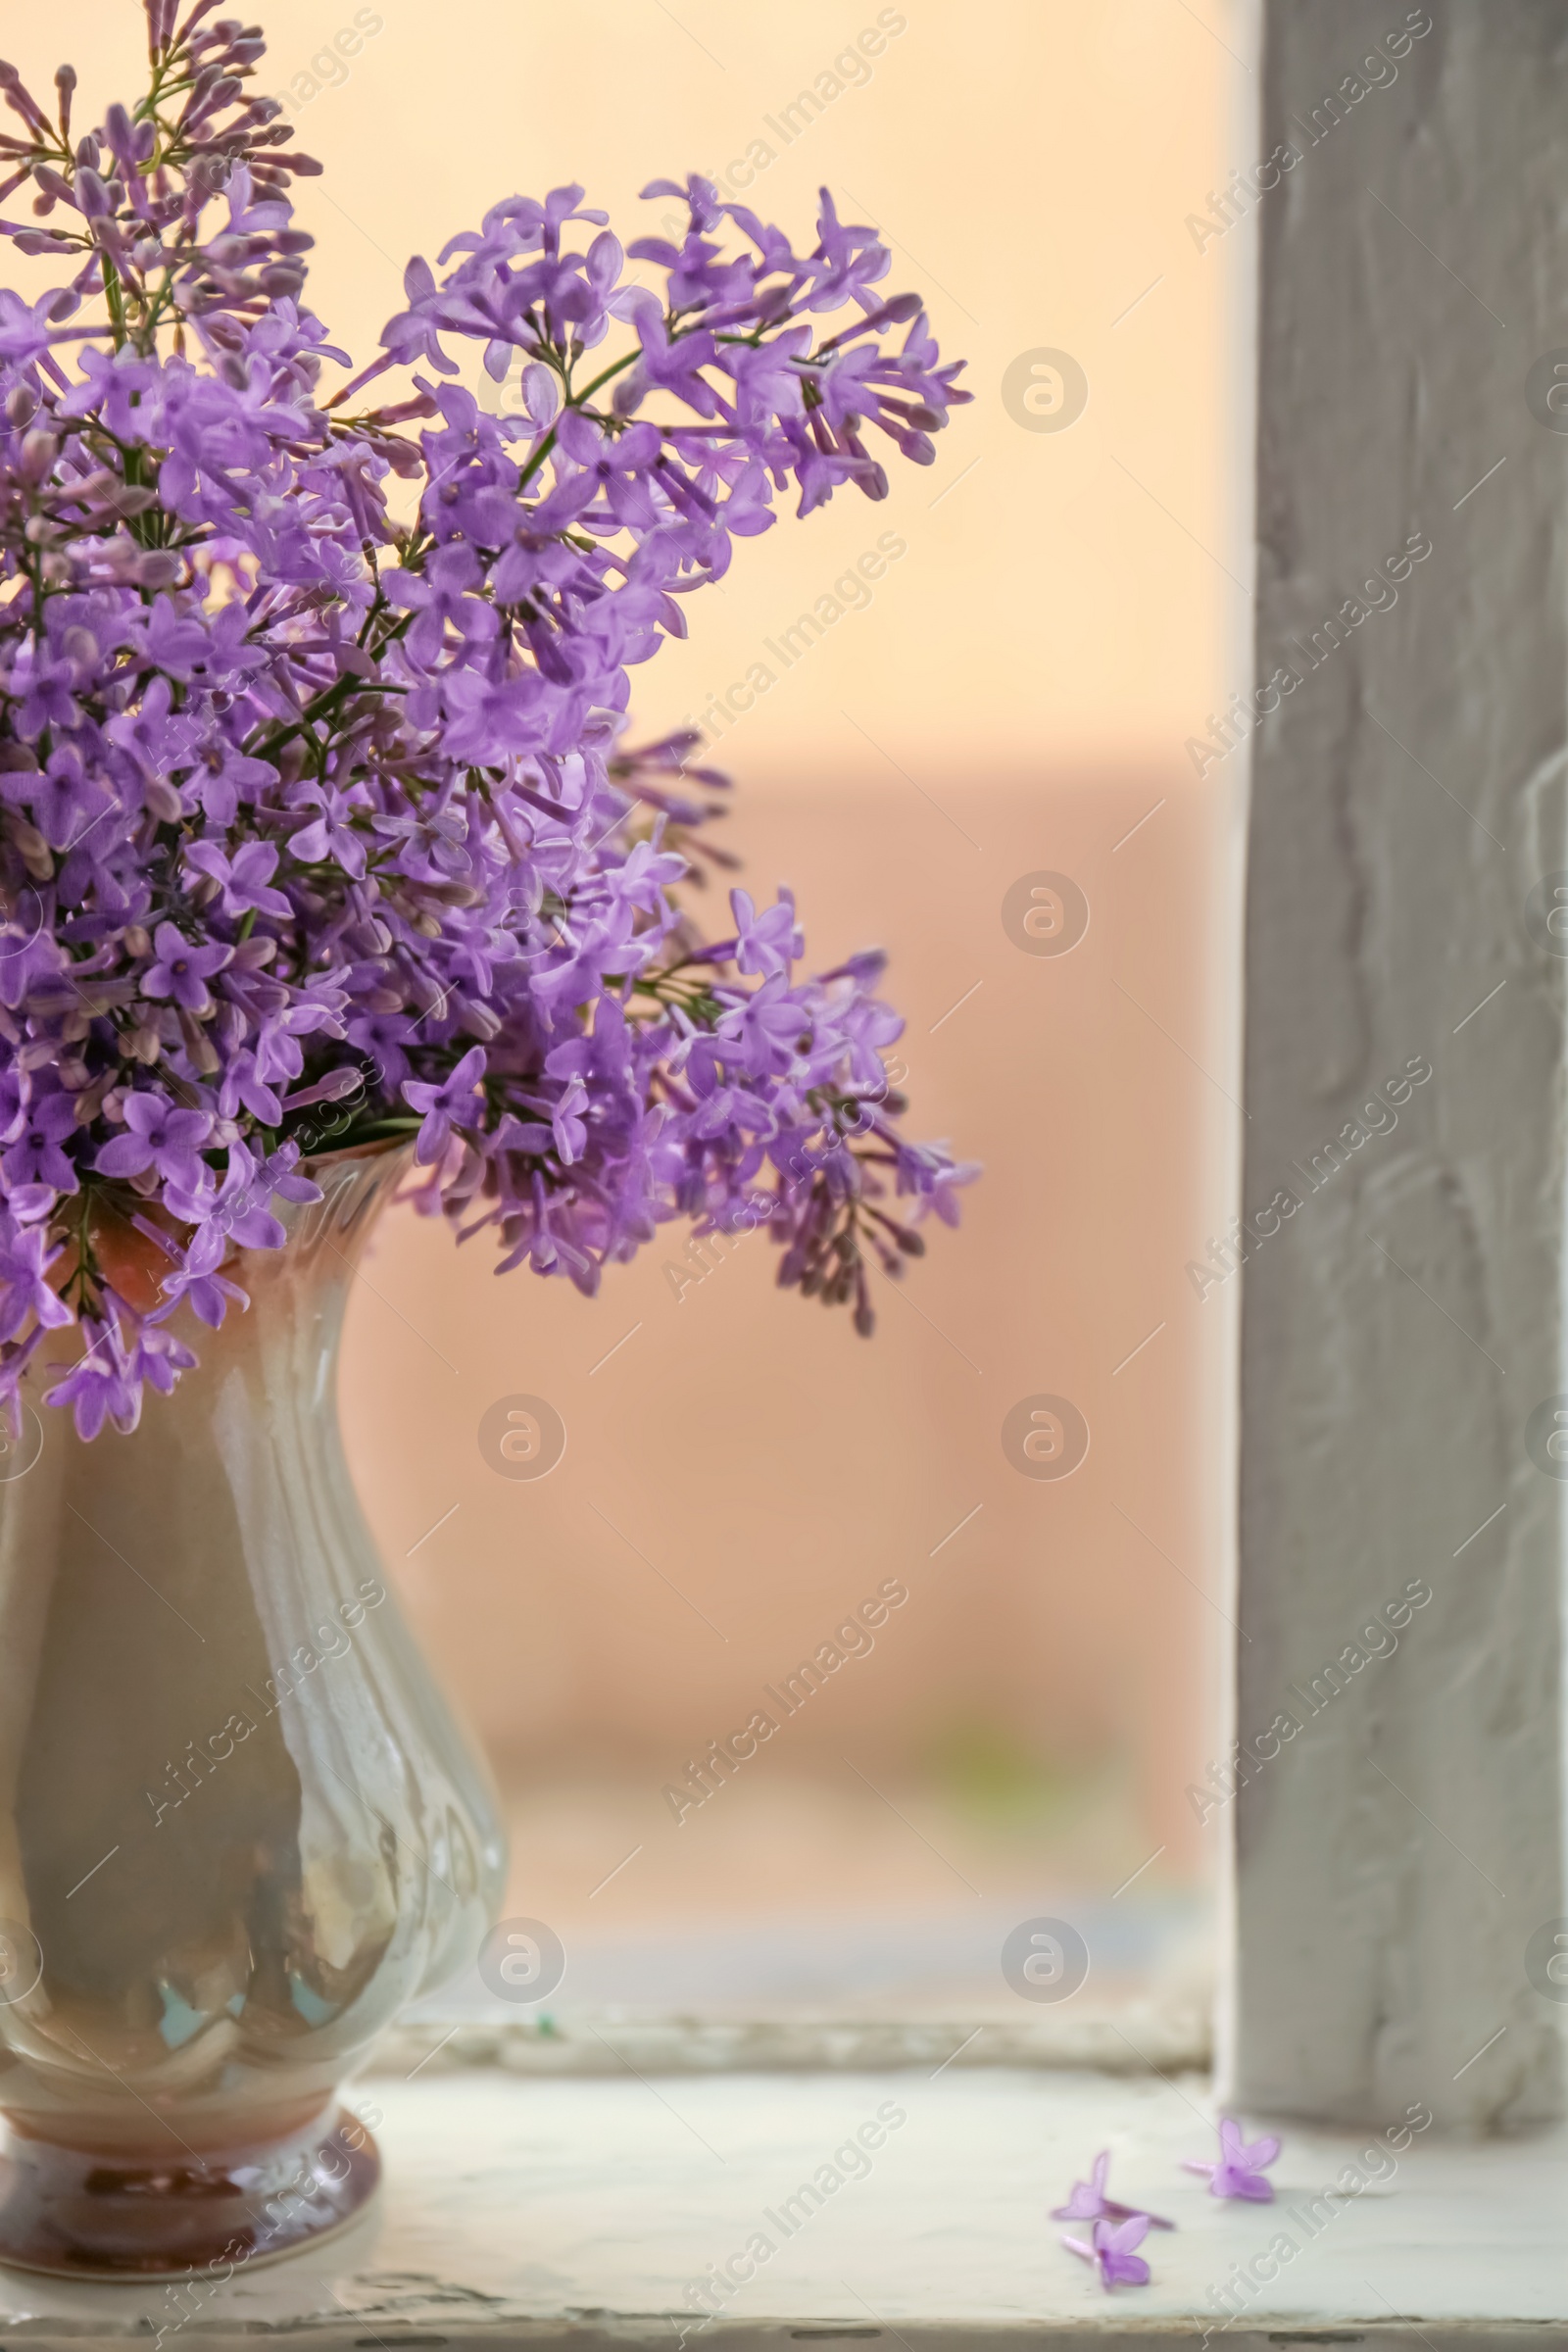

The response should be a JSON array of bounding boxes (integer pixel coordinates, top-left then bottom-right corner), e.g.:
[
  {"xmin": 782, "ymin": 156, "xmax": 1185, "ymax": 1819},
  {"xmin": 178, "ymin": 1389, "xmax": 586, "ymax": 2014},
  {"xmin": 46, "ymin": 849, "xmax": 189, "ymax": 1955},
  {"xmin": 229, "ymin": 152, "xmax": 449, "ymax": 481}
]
[
  {"xmin": 1182, "ymin": 2117, "xmax": 1282, "ymax": 2202},
  {"xmin": 1051, "ymin": 2150, "xmax": 1174, "ymax": 2231},
  {"xmin": 94, "ymin": 1096, "xmax": 214, "ymax": 1192},
  {"xmin": 1061, "ymin": 2216, "xmax": 1152, "ymax": 2292}
]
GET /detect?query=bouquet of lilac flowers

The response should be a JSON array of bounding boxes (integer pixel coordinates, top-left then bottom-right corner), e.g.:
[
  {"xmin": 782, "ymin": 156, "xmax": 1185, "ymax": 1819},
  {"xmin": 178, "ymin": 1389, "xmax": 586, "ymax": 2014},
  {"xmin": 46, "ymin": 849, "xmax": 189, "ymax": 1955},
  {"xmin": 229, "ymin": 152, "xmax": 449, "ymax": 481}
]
[{"xmin": 0, "ymin": 0, "xmax": 974, "ymax": 1441}]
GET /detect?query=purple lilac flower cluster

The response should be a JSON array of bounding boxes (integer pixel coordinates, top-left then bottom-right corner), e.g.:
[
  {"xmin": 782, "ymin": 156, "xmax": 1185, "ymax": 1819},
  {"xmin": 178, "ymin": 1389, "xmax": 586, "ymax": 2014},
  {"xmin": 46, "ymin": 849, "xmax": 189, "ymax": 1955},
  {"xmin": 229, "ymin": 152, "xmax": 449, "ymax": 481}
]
[{"xmin": 0, "ymin": 0, "xmax": 975, "ymax": 1438}]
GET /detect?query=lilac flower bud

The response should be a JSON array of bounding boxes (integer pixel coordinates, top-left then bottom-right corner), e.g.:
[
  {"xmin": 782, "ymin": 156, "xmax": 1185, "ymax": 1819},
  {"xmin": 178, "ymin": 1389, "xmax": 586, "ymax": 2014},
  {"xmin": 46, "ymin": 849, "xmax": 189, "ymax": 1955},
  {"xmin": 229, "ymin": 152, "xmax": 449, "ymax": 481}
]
[
  {"xmin": 520, "ymin": 363, "xmax": 560, "ymax": 427},
  {"xmin": 191, "ymin": 72, "xmax": 242, "ymax": 114},
  {"xmin": 8, "ymin": 819, "xmax": 51, "ymax": 881},
  {"xmin": 18, "ymin": 431, "xmax": 58, "ymax": 484},
  {"xmin": 0, "ymin": 63, "xmax": 50, "ymax": 136},
  {"xmin": 103, "ymin": 101, "xmax": 135, "ymax": 160},
  {"xmin": 77, "ymin": 168, "xmax": 114, "ymax": 218}
]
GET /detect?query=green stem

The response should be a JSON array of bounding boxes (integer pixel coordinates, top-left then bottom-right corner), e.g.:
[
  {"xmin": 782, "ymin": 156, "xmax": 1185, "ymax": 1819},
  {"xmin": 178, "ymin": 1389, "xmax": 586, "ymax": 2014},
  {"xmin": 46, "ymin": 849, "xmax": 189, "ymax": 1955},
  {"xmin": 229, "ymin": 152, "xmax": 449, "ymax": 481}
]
[{"xmin": 102, "ymin": 256, "xmax": 127, "ymax": 353}]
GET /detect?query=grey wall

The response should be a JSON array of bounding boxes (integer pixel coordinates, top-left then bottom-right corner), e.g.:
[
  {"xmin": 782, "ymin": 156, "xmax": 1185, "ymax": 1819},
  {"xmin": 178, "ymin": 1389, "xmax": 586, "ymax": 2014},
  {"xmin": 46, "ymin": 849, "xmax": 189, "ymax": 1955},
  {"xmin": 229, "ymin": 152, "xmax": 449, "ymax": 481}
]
[{"xmin": 1230, "ymin": 0, "xmax": 1568, "ymax": 2128}]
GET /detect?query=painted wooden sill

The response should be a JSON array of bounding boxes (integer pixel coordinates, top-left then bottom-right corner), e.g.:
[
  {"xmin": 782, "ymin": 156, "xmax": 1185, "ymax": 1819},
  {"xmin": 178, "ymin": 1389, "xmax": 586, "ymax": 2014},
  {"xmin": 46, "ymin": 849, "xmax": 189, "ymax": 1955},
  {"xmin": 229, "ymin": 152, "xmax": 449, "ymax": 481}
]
[
  {"xmin": 374, "ymin": 2008, "xmax": 1213, "ymax": 2080},
  {"xmin": 0, "ymin": 2066, "xmax": 1560, "ymax": 2348}
]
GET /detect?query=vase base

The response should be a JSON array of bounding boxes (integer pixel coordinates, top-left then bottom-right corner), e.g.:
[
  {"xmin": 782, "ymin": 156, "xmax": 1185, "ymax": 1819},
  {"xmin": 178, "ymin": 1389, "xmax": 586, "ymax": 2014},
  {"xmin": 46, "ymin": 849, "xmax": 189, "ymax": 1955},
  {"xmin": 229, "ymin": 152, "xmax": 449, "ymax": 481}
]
[{"xmin": 0, "ymin": 2109, "xmax": 379, "ymax": 2280}]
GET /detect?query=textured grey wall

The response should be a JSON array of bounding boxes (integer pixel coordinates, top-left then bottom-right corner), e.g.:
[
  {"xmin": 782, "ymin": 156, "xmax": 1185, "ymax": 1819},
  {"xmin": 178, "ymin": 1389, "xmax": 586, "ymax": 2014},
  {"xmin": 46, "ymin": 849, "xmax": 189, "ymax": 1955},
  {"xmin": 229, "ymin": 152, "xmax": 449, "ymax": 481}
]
[{"xmin": 1230, "ymin": 1, "xmax": 1568, "ymax": 2128}]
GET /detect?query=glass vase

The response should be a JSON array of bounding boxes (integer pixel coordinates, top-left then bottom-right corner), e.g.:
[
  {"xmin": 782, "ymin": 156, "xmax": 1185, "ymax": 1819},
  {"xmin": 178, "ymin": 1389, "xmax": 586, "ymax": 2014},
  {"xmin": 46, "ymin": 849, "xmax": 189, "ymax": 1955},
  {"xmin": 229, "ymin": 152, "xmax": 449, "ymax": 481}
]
[{"xmin": 0, "ymin": 1145, "xmax": 505, "ymax": 2277}]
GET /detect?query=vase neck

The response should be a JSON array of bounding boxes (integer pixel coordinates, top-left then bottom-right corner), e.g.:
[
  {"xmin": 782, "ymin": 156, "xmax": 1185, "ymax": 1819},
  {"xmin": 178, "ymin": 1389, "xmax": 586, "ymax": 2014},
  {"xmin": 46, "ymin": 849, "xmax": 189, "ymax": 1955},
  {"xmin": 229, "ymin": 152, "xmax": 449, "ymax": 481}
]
[{"xmin": 268, "ymin": 1143, "xmax": 411, "ymax": 1281}]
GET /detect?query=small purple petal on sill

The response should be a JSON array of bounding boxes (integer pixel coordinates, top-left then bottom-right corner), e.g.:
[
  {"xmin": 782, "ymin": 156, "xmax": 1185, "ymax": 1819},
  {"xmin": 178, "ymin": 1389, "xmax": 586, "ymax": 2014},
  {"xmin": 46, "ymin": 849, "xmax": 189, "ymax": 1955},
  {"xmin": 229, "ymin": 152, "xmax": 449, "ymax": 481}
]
[
  {"xmin": 1186, "ymin": 2116, "xmax": 1281, "ymax": 2201},
  {"xmin": 1060, "ymin": 2215, "xmax": 1152, "ymax": 2292},
  {"xmin": 1052, "ymin": 2147, "xmax": 1173, "ymax": 2229}
]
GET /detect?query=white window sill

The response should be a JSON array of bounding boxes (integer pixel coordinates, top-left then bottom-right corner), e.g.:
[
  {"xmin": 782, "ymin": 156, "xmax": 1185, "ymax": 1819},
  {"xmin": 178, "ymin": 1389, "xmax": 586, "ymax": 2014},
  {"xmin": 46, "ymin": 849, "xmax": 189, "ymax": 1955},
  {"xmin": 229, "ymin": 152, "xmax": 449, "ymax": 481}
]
[{"xmin": 1, "ymin": 2066, "xmax": 1559, "ymax": 2345}]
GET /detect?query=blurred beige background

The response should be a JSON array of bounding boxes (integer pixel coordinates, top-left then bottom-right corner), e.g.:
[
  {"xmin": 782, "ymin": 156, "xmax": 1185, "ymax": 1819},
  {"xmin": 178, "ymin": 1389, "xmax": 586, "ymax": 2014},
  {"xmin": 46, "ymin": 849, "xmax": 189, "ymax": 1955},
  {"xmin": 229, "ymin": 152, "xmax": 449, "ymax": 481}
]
[{"xmin": 11, "ymin": 0, "xmax": 1246, "ymax": 2011}]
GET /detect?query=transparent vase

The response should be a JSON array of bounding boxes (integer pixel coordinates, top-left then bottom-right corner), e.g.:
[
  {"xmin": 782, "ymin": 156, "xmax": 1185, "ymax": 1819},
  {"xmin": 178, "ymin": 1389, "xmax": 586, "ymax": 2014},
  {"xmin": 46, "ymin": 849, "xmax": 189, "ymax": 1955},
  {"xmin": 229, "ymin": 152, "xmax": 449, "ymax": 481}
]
[{"xmin": 0, "ymin": 1145, "xmax": 506, "ymax": 2277}]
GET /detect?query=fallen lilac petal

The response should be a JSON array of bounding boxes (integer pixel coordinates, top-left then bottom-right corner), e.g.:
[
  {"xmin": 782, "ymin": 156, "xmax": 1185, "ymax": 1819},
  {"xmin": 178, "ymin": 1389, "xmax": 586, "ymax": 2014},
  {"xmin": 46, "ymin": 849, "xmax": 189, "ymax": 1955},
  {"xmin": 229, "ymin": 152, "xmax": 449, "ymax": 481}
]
[
  {"xmin": 1051, "ymin": 2149, "xmax": 1173, "ymax": 2228},
  {"xmin": 1185, "ymin": 2116, "xmax": 1281, "ymax": 2201},
  {"xmin": 1062, "ymin": 2215, "xmax": 1152, "ymax": 2291}
]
